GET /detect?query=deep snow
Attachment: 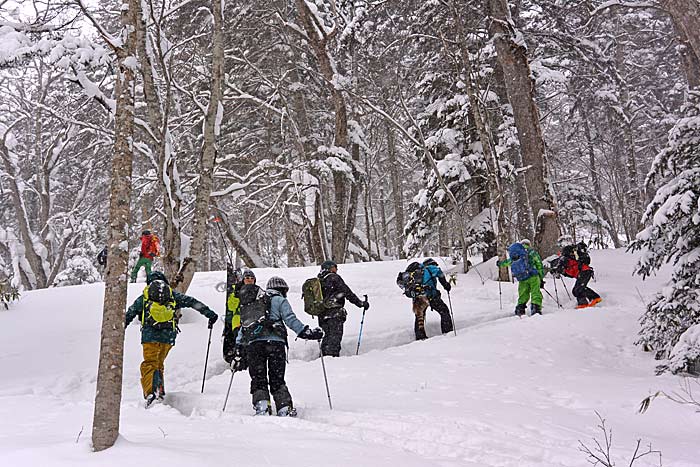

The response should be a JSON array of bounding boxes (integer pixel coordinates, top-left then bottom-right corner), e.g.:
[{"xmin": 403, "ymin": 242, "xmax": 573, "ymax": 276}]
[{"xmin": 0, "ymin": 250, "xmax": 698, "ymax": 466}]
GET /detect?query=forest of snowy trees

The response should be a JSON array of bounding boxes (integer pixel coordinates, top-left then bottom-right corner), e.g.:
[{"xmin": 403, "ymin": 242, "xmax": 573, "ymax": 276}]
[{"xmin": 2, "ymin": 0, "xmax": 700, "ymax": 448}]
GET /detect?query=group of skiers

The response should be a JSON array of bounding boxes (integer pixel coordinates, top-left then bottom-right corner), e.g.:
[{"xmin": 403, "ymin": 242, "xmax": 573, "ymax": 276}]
[
  {"xmin": 123, "ymin": 227, "xmax": 600, "ymax": 415},
  {"xmin": 125, "ymin": 254, "xmax": 369, "ymax": 416}
]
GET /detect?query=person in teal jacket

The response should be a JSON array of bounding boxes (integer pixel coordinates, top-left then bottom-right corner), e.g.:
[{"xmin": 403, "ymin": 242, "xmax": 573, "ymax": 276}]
[
  {"xmin": 125, "ymin": 271, "xmax": 218, "ymax": 407},
  {"xmin": 497, "ymin": 239, "xmax": 544, "ymax": 316}
]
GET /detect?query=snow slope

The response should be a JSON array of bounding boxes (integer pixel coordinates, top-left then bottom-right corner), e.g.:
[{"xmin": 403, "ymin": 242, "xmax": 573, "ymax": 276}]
[{"xmin": 0, "ymin": 250, "xmax": 698, "ymax": 466}]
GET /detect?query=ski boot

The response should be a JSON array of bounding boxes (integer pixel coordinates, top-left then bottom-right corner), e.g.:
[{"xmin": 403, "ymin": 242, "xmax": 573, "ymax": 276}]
[
  {"xmin": 254, "ymin": 400, "xmax": 272, "ymax": 416},
  {"xmin": 530, "ymin": 304, "xmax": 542, "ymax": 316},
  {"xmin": 588, "ymin": 297, "xmax": 602, "ymax": 307},
  {"xmin": 514, "ymin": 304, "xmax": 526, "ymax": 317},
  {"xmin": 277, "ymin": 405, "xmax": 298, "ymax": 417},
  {"xmin": 144, "ymin": 392, "xmax": 159, "ymax": 409}
]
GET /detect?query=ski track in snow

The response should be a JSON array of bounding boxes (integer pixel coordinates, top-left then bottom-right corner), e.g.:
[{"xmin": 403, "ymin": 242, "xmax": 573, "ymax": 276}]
[{"xmin": 1, "ymin": 250, "xmax": 699, "ymax": 466}]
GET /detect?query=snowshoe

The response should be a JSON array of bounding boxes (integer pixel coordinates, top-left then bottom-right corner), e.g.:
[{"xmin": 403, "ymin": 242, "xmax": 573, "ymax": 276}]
[
  {"xmin": 277, "ymin": 405, "xmax": 297, "ymax": 417},
  {"xmin": 254, "ymin": 400, "xmax": 272, "ymax": 416}
]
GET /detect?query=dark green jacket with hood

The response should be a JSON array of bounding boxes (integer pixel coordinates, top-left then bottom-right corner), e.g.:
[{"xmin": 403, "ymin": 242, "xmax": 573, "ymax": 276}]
[{"xmin": 125, "ymin": 272, "xmax": 217, "ymax": 345}]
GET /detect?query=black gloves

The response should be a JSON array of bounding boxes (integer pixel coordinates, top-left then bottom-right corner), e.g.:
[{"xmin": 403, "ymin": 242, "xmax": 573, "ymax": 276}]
[
  {"xmin": 208, "ymin": 314, "xmax": 218, "ymax": 329},
  {"xmin": 231, "ymin": 345, "xmax": 247, "ymax": 372},
  {"xmin": 540, "ymin": 279, "xmax": 545, "ymax": 289},
  {"xmin": 298, "ymin": 325, "xmax": 324, "ymax": 340},
  {"xmin": 444, "ymin": 282, "xmax": 452, "ymax": 292},
  {"xmin": 362, "ymin": 300, "xmax": 370, "ymax": 311}
]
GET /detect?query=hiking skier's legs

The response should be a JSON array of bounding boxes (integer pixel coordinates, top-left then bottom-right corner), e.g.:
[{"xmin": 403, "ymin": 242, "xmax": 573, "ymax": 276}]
[
  {"xmin": 319, "ymin": 312, "xmax": 346, "ymax": 357},
  {"xmin": 412, "ymin": 295, "xmax": 429, "ymax": 340},
  {"xmin": 573, "ymin": 269, "xmax": 600, "ymax": 305},
  {"xmin": 428, "ymin": 294, "xmax": 453, "ymax": 334},
  {"xmin": 140, "ymin": 342, "xmax": 172, "ymax": 398}
]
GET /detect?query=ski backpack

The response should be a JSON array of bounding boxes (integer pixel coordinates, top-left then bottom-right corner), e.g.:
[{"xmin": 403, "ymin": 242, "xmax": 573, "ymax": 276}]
[
  {"xmin": 397, "ymin": 262, "xmax": 425, "ymax": 297},
  {"xmin": 238, "ymin": 284, "xmax": 272, "ymax": 339},
  {"xmin": 141, "ymin": 280, "xmax": 178, "ymax": 330},
  {"xmin": 507, "ymin": 243, "xmax": 538, "ymax": 282},
  {"xmin": 302, "ymin": 277, "xmax": 325, "ymax": 316}
]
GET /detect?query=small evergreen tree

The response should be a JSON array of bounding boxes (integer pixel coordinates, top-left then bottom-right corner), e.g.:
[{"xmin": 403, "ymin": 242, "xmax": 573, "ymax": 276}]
[{"xmin": 630, "ymin": 91, "xmax": 700, "ymax": 359}]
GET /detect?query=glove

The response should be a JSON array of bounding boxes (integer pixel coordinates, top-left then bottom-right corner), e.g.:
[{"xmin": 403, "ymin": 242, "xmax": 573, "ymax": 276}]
[
  {"xmin": 208, "ymin": 314, "xmax": 218, "ymax": 329},
  {"xmin": 444, "ymin": 282, "xmax": 452, "ymax": 292},
  {"xmin": 298, "ymin": 325, "xmax": 324, "ymax": 341},
  {"xmin": 362, "ymin": 300, "xmax": 370, "ymax": 311},
  {"xmin": 231, "ymin": 345, "xmax": 247, "ymax": 372},
  {"xmin": 539, "ymin": 279, "xmax": 545, "ymax": 289}
]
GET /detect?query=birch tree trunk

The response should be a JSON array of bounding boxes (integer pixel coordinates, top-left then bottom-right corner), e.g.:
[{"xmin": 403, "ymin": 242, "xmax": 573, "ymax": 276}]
[
  {"xmin": 92, "ymin": 0, "xmax": 137, "ymax": 452},
  {"xmin": 386, "ymin": 123, "xmax": 405, "ymax": 258},
  {"xmin": 661, "ymin": 0, "xmax": 700, "ymax": 83},
  {"xmin": 173, "ymin": 0, "xmax": 224, "ymax": 292},
  {"xmin": 487, "ymin": 0, "xmax": 560, "ymax": 258}
]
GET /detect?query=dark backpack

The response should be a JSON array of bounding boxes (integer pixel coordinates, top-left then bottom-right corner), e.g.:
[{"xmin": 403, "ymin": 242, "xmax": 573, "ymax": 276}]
[
  {"xmin": 397, "ymin": 262, "xmax": 425, "ymax": 297},
  {"xmin": 508, "ymin": 243, "xmax": 538, "ymax": 281},
  {"xmin": 302, "ymin": 277, "xmax": 325, "ymax": 316},
  {"xmin": 238, "ymin": 285, "xmax": 272, "ymax": 340}
]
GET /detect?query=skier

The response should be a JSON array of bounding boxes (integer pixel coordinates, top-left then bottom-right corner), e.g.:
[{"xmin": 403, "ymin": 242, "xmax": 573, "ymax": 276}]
[
  {"xmin": 316, "ymin": 260, "xmax": 369, "ymax": 357},
  {"xmin": 222, "ymin": 265, "xmax": 244, "ymax": 364},
  {"xmin": 497, "ymin": 240, "xmax": 545, "ymax": 316},
  {"xmin": 130, "ymin": 229, "xmax": 160, "ymax": 283},
  {"xmin": 232, "ymin": 276, "xmax": 323, "ymax": 416},
  {"xmin": 551, "ymin": 242, "xmax": 601, "ymax": 309},
  {"xmin": 397, "ymin": 258, "xmax": 453, "ymax": 340},
  {"xmin": 125, "ymin": 271, "xmax": 218, "ymax": 407}
]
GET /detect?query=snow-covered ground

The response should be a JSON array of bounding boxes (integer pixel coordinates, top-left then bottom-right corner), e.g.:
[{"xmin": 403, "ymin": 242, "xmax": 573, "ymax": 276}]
[{"xmin": 1, "ymin": 250, "xmax": 698, "ymax": 466}]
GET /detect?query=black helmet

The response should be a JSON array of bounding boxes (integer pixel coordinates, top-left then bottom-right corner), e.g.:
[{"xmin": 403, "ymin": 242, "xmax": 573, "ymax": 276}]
[
  {"xmin": 146, "ymin": 271, "xmax": 169, "ymax": 285},
  {"xmin": 147, "ymin": 280, "xmax": 171, "ymax": 304},
  {"xmin": 561, "ymin": 245, "xmax": 575, "ymax": 258},
  {"xmin": 321, "ymin": 260, "xmax": 337, "ymax": 271},
  {"xmin": 423, "ymin": 258, "xmax": 438, "ymax": 267},
  {"xmin": 142, "ymin": 229, "xmax": 151, "ymax": 236},
  {"xmin": 266, "ymin": 276, "xmax": 289, "ymax": 296}
]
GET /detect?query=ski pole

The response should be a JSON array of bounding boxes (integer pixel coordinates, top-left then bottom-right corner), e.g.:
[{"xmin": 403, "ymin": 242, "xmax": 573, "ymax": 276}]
[
  {"xmin": 560, "ymin": 276, "xmax": 572, "ymax": 300},
  {"xmin": 553, "ymin": 275, "xmax": 561, "ymax": 305},
  {"xmin": 318, "ymin": 341, "xmax": 333, "ymax": 410},
  {"xmin": 355, "ymin": 294, "xmax": 367, "ymax": 355},
  {"xmin": 447, "ymin": 290, "xmax": 457, "ymax": 336},
  {"xmin": 497, "ymin": 279, "xmax": 503, "ymax": 310},
  {"xmin": 222, "ymin": 369, "xmax": 236, "ymax": 412},
  {"xmin": 542, "ymin": 286, "xmax": 561, "ymax": 308},
  {"xmin": 201, "ymin": 326, "xmax": 213, "ymax": 393},
  {"xmin": 472, "ymin": 264, "xmax": 485, "ymax": 285}
]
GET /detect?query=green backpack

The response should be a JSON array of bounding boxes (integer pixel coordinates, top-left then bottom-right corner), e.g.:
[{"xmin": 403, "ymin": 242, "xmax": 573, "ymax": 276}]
[{"xmin": 302, "ymin": 277, "xmax": 325, "ymax": 316}]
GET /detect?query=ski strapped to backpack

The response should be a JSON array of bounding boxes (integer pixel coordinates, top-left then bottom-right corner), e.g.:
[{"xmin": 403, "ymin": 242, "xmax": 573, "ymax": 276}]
[
  {"xmin": 141, "ymin": 282, "xmax": 178, "ymax": 330},
  {"xmin": 302, "ymin": 277, "xmax": 325, "ymax": 316}
]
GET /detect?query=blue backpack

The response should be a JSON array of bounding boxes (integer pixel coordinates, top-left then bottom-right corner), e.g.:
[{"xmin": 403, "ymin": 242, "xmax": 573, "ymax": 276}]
[{"xmin": 508, "ymin": 243, "xmax": 538, "ymax": 281}]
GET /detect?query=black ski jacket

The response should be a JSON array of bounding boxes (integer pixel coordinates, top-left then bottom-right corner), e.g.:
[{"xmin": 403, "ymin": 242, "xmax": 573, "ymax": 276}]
[{"xmin": 318, "ymin": 271, "xmax": 363, "ymax": 311}]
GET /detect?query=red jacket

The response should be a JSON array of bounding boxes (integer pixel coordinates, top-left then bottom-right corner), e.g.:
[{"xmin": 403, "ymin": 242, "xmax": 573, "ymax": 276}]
[
  {"xmin": 140, "ymin": 234, "xmax": 160, "ymax": 260},
  {"xmin": 562, "ymin": 256, "xmax": 590, "ymax": 279}
]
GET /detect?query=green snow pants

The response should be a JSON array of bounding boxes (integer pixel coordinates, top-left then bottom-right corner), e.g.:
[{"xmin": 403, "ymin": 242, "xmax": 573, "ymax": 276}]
[
  {"xmin": 517, "ymin": 275, "xmax": 542, "ymax": 306},
  {"xmin": 131, "ymin": 257, "xmax": 153, "ymax": 282}
]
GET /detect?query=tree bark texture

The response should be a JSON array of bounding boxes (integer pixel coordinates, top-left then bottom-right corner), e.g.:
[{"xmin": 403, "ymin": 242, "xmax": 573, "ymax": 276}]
[
  {"xmin": 92, "ymin": 0, "xmax": 137, "ymax": 452},
  {"xmin": 487, "ymin": 0, "xmax": 560, "ymax": 258},
  {"xmin": 173, "ymin": 0, "xmax": 225, "ymax": 292},
  {"xmin": 662, "ymin": 0, "xmax": 700, "ymax": 89}
]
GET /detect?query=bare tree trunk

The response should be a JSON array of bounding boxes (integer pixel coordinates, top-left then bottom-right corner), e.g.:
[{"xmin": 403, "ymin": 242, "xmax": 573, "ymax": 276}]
[
  {"xmin": 173, "ymin": 0, "xmax": 224, "ymax": 292},
  {"xmin": 662, "ymin": 0, "xmax": 700, "ymax": 84},
  {"xmin": 579, "ymin": 101, "xmax": 620, "ymax": 248},
  {"xmin": 92, "ymin": 0, "xmax": 137, "ymax": 452},
  {"xmin": 294, "ymin": 0, "xmax": 352, "ymax": 262},
  {"xmin": 487, "ymin": 0, "xmax": 560, "ymax": 258},
  {"xmin": 386, "ymin": 124, "xmax": 405, "ymax": 258}
]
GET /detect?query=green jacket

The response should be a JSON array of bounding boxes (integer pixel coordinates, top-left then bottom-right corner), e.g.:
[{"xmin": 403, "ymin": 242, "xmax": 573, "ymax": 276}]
[
  {"xmin": 497, "ymin": 246, "xmax": 544, "ymax": 279},
  {"xmin": 125, "ymin": 291, "xmax": 217, "ymax": 345}
]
